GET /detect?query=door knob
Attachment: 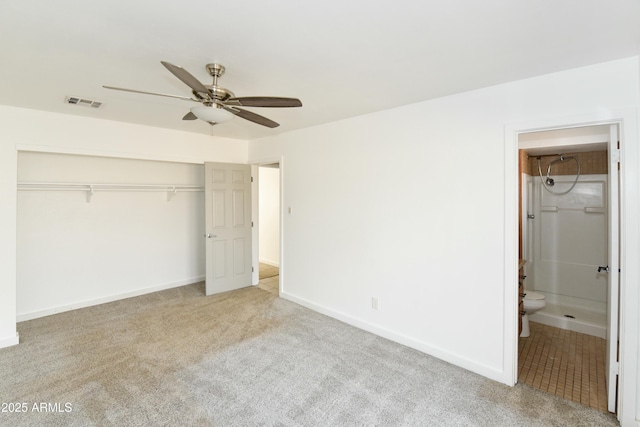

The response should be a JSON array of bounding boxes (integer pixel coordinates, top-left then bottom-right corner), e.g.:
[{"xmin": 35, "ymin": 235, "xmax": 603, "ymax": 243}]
[
  {"xmin": 597, "ymin": 266, "xmax": 609, "ymax": 273},
  {"xmin": 205, "ymin": 233, "xmax": 217, "ymax": 238}
]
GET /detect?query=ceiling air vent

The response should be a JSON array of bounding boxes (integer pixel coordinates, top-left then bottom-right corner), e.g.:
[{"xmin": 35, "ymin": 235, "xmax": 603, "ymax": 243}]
[{"xmin": 64, "ymin": 96, "xmax": 103, "ymax": 109}]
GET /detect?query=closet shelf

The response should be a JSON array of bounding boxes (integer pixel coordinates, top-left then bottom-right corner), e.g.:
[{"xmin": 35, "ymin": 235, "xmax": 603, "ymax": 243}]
[{"xmin": 17, "ymin": 182, "xmax": 204, "ymax": 202}]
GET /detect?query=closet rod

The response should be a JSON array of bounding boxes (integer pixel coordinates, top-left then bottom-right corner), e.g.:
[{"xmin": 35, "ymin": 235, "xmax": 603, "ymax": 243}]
[
  {"xmin": 17, "ymin": 182, "xmax": 204, "ymax": 202},
  {"xmin": 17, "ymin": 182, "xmax": 203, "ymax": 190}
]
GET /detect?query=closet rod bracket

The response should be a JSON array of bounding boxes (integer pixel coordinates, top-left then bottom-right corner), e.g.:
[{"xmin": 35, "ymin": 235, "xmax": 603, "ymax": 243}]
[{"xmin": 166, "ymin": 187, "xmax": 177, "ymax": 202}]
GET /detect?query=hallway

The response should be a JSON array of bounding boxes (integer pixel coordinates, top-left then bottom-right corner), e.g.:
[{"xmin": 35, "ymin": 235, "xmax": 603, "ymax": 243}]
[{"xmin": 258, "ymin": 263, "xmax": 279, "ymax": 295}]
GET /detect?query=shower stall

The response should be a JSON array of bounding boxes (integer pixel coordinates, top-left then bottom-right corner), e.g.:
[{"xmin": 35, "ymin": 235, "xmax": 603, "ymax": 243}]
[{"xmin": 522, "ymin": 154, "xmax": 608, "ymax": 338}]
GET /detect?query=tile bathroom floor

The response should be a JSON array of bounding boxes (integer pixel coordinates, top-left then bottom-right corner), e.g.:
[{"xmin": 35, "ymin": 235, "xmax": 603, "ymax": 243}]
[
  {"xmin": 518, "ymin": 321, "xmax": 608, "ymax": 413},
  {"xmin": 258, "ymin": 263, "xmax": 279, "ymax": 295}
]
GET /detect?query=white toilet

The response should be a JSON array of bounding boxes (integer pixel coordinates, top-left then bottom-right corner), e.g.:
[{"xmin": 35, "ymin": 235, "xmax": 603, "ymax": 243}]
[{"xmin": 520, "ymin": 291, "xmax": 546, "ymax": 338}]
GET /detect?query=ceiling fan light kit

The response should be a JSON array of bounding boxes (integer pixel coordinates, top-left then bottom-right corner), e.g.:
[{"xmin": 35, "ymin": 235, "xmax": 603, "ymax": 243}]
[
  {"xmin": 190, "ymin": 105, "xmax": 234, "ymax": 124},
  {"xmin": 104, "ymin": 61, "xmax": 302, "ymax": 128}
]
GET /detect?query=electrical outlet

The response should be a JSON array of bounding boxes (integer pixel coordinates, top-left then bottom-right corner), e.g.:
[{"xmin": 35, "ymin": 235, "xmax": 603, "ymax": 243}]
[{"xmin": 371, "ymin": 297, "xmax": 378, "ymax": 310}]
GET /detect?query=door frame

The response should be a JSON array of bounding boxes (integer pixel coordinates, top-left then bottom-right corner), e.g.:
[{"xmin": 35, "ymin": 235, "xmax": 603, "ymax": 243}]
[
  {"xmin": 251, "ymin": 156, "xmax": 284, "ymax": 293},
  {"xmin": 503, "ymin": 109, "xmax": 639, "ymax": 424}
]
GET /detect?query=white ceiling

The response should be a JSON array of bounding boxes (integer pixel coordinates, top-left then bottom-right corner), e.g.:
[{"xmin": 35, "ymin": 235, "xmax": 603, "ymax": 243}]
[{"xmin": 1, "ymin": 1, "xmax": 639, "ymax": 141}]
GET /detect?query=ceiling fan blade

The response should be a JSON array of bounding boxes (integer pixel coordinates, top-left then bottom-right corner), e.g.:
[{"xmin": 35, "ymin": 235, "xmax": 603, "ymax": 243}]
[
  {"xmin": 225, "ymin": 97, "xmax": 302, "ymax": 108},
  {"xmin": 182, "ymin": 112, "xmax": 197, "ymax": 120},
  {"xmin": 161, "ymin": 61, "xmax": 210, "ymax": 96},
  {"xmin": 223, "ymin": 106, "xmax": 279, "ymax": 128},
  {"xmin": 103, "ymin": 86, "xmax": 197, "ymax": 102}
]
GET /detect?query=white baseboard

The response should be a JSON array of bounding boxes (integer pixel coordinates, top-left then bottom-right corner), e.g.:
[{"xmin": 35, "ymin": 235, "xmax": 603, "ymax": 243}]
[
  {"xmin": 0, "ymin": 333, "xmax": 19, "ymax": 349},
  {"xmin": 17, "ymin": 276, "xmax": 205, "ymax": 322},
  {"xmin": 279, "ymin": 291, "xmax": 509, "ymax": 386},
  {"xmin": 258, "ymin": 259, "xmax": 280, "ymax": 267}
]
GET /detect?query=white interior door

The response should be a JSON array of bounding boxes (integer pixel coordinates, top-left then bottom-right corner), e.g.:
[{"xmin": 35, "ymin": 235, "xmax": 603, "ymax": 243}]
[
  {"xmin": 204, "ymin": 162, "xmax": 253, "ymax": 296},
  {"xmin": 606, "ymin": 124, "xmax": 620, "ymax": 413}
]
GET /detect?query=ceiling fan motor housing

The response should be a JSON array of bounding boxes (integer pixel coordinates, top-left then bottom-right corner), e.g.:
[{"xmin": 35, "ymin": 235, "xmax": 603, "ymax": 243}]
[
  {"xmin": 200, "ymin": 63, "xmax": 234, "ymax": 102},
  {"xmin": 195, "ymin": 85, "xmax": 234, "ymax": 103}
]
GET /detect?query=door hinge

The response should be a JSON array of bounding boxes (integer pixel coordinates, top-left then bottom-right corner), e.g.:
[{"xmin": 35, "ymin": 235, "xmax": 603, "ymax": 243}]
[
  {"xmin": 614, "ymin": 361, "xmax": 619, "ymax": 375},
  {"xmin": 251, "ymin": 221, "xmax": 254, "ymax": 227},
  {"xmin": 252, "ymin": 266, "xmax": 254, "ymax": 272},
  {"xmin": 251, "ymin": 176, "xmax": 254, "ymax": 182},
  {"xmin": 611, "ymin": 149, "xmax": 621, "ymax": 163}
]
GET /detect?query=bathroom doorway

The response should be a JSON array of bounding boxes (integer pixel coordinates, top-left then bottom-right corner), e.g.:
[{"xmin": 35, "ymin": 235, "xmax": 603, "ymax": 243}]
[
  {"xmin": 257, "ymin": 163, "xmax": 280, "ymax": 295},
  {"xmin": 517, "ymin": 124, "xmax": 620, "ymax": 413}
]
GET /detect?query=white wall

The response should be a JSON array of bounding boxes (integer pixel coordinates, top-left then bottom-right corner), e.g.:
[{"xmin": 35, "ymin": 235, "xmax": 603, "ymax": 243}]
[
  {"xmin": 248, "ymin": 57, "xmax": 640, "ymax": 394},
  {"xmin": 0, "ymin": 124, "xmax": 18, "ymax": 348},
  {"xmin": 635, "ymin": 49, "xmax": 640, "ymax": 427},
  {"xmin": 16, "ymin": 152, "xmax": 206, "ymax": 320},
  {"xmin": 258, "ymin": 166, "xmax": 280, "ymax": 266},
  {"xmin": 0, "ymin": 106, "xmax": 248, "ymax": 345}
]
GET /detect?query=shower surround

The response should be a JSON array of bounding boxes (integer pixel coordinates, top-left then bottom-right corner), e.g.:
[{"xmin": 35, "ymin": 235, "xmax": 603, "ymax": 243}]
[{"xmin": 521, "ymin": 150, "xmax": 609, "ymax": 338}]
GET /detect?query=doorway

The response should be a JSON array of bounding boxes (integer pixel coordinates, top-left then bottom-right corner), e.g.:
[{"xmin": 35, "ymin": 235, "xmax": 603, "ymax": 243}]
[
  {"xmin": 257, "ymin": 163, "xmax": 280, "ymax": 295},
  {"xmin": 516, "ymin": 124, "xmax": 619, "ymax": 413}
]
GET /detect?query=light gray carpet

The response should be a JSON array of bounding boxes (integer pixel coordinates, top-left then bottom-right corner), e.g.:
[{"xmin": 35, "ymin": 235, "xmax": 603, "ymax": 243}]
[{"xmin": 0, "ymin": 283, "xmax": 618, "ymax": 426}]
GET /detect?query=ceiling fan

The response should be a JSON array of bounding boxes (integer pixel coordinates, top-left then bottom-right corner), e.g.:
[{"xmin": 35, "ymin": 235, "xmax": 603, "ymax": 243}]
[{"xmin": 103, "ymin": 61, "xmax": 302, "ymax": 128}]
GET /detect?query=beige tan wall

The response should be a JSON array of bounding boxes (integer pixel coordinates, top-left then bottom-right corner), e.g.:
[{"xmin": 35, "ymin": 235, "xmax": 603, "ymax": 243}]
[{"xmin": 520, "ymin": 151, "xmax": 607, "ymax": 176}]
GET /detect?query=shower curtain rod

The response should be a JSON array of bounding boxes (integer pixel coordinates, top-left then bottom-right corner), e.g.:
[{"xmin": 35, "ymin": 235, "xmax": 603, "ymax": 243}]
[{"xmin": 526, "ymin": 153, "xmax": 564, "ymax": 159}]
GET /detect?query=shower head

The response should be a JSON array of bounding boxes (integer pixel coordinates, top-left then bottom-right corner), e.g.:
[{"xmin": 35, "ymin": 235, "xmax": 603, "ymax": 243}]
[{"xmin": 536, "ymin": 154, "xmax": 581, "ymax": 195}]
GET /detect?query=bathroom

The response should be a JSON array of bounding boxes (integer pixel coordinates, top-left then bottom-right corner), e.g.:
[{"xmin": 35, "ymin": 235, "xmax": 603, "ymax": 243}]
[{"xmin": 517, "ymin": 124, "xmax": 617, "ymax": 412}]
